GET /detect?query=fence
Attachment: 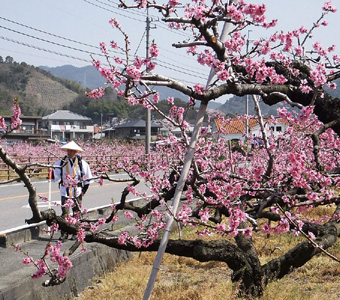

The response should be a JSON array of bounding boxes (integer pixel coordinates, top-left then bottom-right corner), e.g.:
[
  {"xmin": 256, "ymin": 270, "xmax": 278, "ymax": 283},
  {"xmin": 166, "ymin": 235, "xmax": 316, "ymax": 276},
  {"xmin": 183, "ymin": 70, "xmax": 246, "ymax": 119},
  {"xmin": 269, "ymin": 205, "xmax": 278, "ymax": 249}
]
[{"xmin": 0, "ymin": 155, "xmax": 125, "ymax": 182}]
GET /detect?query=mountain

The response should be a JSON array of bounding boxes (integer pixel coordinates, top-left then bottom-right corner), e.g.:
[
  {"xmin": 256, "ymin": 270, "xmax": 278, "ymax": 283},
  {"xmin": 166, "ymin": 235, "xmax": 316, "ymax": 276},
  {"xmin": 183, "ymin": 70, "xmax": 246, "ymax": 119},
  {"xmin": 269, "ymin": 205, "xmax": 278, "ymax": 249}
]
[
  {"xmin": 40, "ymin": 65, "xmax": 198, "ymax": 102},
  {"xmin": 218, "ymin": 95, "xmax": 299, "ymax": 117},
  {"xmin": 39, "ymin": 65, "xmax": 106, "ymax": 90},
  {"xmin": 0, "ymin": 62, "xmax": 82, "ymax": 116}
]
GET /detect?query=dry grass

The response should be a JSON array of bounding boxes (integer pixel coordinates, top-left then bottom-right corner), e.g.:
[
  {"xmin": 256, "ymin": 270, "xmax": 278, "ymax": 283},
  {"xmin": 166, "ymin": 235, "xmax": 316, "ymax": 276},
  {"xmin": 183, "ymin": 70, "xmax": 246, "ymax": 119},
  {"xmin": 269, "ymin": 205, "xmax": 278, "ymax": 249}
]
[
  {"xmin": 74, "ymin": 207, "xmax": 340, "ymax": 300},
  {"xmin": 75, "ymin": 252, "xmax": 233, "ymax": 300}
]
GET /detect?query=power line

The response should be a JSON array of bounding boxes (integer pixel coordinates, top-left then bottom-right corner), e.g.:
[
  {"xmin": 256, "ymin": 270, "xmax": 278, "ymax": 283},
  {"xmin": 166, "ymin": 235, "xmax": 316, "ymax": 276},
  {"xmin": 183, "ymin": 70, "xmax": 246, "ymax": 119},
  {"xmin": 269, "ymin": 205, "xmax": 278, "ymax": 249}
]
[
  {"xmin": 94, "ymin": 0, "xmax": 150, "ymax": 18},
  {"xmin": 0, "ymin": 21, "xmax": 207, "ymax": 78},
  {"xmin": 0, "ymin": 16, "xmax": 98, "ymax": 50},
  {"xmin": 158, "ymin": 46, "xmax": 206, "ymax": 72},
  {"xmin": 83, "ymin": 0, "xmax": 145, "ymax": 23},
  {"xmin": 85, "ymin": 0, "xmax": 192, "ymax": 38},
  {"xmin": 0, "ymin": 25, "xmax": 104, "ymax": 57},
  {"xmin": 0, "ymin": 35, "xmax": 208, "ymax": 81},
  {"xmin": 0, "ymin": 36, "xmax": 93, "ymax": 64}
]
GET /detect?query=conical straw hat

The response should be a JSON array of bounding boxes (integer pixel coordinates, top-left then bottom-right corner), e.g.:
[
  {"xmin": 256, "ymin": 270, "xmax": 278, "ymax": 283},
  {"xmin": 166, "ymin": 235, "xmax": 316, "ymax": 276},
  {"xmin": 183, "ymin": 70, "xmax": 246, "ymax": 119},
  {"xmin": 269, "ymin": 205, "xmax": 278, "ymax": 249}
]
[{"xmin": 60, "ymin": 141, "xmax": 84, "ymax": 153}]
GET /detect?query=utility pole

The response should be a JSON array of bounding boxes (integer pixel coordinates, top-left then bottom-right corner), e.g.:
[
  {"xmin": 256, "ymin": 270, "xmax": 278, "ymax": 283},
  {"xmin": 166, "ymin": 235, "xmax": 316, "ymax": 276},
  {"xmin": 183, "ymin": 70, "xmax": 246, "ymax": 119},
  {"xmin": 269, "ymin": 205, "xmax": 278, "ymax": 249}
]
[
  {"xmin": 100, "ymin": 113, "xmax": 103, "ymax": 139},
  {"xmin": 245, "ymin": 30, "xmax": 251, "ymax": 138},
  {"xmin": 145, "ymin": 7, "xmax": 151, "ymax": 154}
]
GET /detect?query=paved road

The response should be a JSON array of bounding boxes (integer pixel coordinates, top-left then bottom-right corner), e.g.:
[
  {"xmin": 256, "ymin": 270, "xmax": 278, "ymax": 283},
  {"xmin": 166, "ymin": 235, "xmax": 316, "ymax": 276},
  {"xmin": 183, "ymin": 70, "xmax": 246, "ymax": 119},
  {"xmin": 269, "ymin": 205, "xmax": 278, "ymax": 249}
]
[{"xmin": 0, "ymin": 174, "xmax": 149, "ymax": 232}]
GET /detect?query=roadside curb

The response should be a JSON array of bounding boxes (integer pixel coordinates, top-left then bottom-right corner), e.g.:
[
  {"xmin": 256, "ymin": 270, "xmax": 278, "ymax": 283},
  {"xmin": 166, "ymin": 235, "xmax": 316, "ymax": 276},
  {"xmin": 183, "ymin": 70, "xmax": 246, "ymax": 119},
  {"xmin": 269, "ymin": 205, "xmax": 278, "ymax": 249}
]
[
  {"xmin": 0, "ymin": 205, "xmax": 114, "ymax": 248},
  {"xmin": 0, "ymin": 202, "xmax": 143, "ymax": 300},
  {"xmin": 0, "ymin": 241, "xmax": 132, "ymax": 300}
]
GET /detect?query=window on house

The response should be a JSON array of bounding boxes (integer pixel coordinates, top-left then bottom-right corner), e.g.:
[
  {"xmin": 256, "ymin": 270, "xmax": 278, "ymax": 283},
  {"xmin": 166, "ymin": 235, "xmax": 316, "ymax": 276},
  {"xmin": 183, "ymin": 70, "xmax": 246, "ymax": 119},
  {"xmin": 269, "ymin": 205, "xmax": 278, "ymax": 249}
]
[{"xmin": 276, "ymin": 126, "xmax": 282, "ymax": 132}]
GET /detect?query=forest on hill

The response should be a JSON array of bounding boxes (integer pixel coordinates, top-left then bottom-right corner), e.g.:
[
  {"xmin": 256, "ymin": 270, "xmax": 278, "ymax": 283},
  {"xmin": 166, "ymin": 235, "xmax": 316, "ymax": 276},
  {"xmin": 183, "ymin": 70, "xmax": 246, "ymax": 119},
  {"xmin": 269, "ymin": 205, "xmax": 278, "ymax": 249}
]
[
  {"xmin": 0, "ymin": 57, "xmax": 83, "ymax": 116},
  {"xmin": 2, "ymin": 56, "xmax": 340, "ymax": 124},
  {"xmin": 0, "ymin": 57, "xmax": 199, "ymax": 124}
]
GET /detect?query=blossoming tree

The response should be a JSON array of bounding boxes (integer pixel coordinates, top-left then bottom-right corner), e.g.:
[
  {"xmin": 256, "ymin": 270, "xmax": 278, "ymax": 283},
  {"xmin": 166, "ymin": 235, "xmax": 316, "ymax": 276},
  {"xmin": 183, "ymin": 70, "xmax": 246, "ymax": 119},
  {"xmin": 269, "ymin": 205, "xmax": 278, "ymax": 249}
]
[{"xmin": 1, "ymin": 0, "xmax": 340, "ymax": 298}]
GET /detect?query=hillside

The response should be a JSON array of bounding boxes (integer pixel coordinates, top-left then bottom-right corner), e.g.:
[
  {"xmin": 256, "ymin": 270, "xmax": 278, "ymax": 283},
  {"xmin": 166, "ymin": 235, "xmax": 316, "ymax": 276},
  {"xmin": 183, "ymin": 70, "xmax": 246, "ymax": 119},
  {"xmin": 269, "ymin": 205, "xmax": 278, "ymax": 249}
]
[
  {"xmin": 39, "ymin": 65, "xmax": 106, "ymax": 90},
  {"xmin": 0, "ymin": 61, "xmax": 82, "ymax": 116},
  {"xmin": 218, "ymin": 95, "xmax": 293, "ymax": 117},
  {"xmin": 40, "ymin": 64, "xmax": 202, "ymax": 103},
  {"xmin": 4, "ymin": 60, "xmax": 340, "ymax": 122}
]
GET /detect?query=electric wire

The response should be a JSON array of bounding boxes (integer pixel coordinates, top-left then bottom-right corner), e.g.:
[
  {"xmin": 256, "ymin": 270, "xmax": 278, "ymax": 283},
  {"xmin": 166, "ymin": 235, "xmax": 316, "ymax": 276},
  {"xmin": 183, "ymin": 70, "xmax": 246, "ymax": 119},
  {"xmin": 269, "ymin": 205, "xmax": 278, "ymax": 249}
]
[
  {"xmin": 0, "ymin": 21, "xmax": 207, "ymax": 78},
  {"xmin": 0, "ymin": 25, "xmax": 105, "ymax": 57},
  {"xmin": 0, "ymin": 5, "xmax": 201, "ymax": 72},
  {"xmin": 84, "ymin": 0, "xmax": 192, "ymax": 38},
  {"xmin": 0, "ymin": 2, "xmax": 209, "ymax": 81},
  {"xmin": 0, "ymin": 16, "xmax": 98, "ymax": 50},
  {"xmin": 0, "ymin": 36, "xmax": 93, "ymax": 64},
  {"xmin": 0, "ymin": 35, "xmax": 208, "ymax": 81},
  {"xmin": 83, "ymin": 0, "xmax": 145, "ymax": 23}
]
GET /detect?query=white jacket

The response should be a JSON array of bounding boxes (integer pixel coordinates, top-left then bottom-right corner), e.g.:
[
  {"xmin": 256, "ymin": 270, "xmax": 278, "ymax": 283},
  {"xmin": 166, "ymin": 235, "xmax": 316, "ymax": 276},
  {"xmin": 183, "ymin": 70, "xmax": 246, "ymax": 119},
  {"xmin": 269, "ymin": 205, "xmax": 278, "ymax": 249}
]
[{"xmin": 53, "ymin": 156, "xmax": 92, "ymax": 197}]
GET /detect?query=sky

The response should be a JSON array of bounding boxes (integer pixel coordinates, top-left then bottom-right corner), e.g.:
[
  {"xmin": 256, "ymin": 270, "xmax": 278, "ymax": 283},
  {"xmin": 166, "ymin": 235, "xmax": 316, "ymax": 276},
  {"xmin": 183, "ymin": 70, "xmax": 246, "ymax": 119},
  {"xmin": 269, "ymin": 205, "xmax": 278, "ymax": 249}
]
[{"xmin": 1, "ymin": 0, "xmax": 339, "ymax": 102}]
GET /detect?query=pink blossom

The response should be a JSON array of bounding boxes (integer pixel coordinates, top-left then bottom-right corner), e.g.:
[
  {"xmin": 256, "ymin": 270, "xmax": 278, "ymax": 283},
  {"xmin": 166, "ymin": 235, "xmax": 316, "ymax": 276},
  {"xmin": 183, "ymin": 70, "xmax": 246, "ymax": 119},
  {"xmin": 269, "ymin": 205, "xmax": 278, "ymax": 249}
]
[
  {"xmin": 150, "ymin": 43, "xmax": 159, "ymax": 58},
  {"xmin": 152, "ymin": 93, "xmax": 160, "ymax": 104},
  {"xmin": 100, "ymin": 42, "xmax": 108, "ymax": 55},
  {"xmin": 198, "ymin": 208, "xmax": 210, "ymax": 223},
  {"xmin": 0, "ymin": 117, "xmax": 6, "ymax": 130},
  {"xmin": 168, "ymin": 0, "xmax": 179, "ymax": 7},
  {"xmin": 134, "ymin": 57, "xmax": 143, "ymax": 69},
  {"xmin": 145, "ymin": 59, "xmax": 156, "ymax": 71},
  {"xmin": 57, "ymin": 256, "xmax": 72, "ymax": 278},
  {"xmin": 217, "ymin": 70, "xmax": 230, "ymax": 81},
  {"xmin": 85, "ymin": 88, "xmax": 105, "ymax": 99},
  {"xmin": 295, "ymin": 46, "xmax": 303, "ymax": 56},
  {"xmin": 77, "ymin": 228, "xmax": 86, "ymax": 242},
  {"xmin": 299, "ymin": 84, "xmax": 312, "ymax": 94},
  {"xmin": 193, "ymin": 83, "xmax": 205, "ymax": 95},
  {"xmin": 322, "ymin": 1, "xmax": 337, "ymax": 13},
  {"xmin": 262, "ymin": 223, "xmax": 272, "ymax": 234},
  {"xmin": 328, "ymin": 82, "xmax": 337, "ymax": 90},
  {"xmin": 126, "ymin": 66, "xmax": 141, "ymax": 81},
  {"xmin": 109, "ymin": 18, "xmax": 121, "ymax": 28},
  {"xmin": 110, "ymin": 40, "xmax": 118, "ymax": 49},
  {"xmin": 32, "ymin": 260, "xmax": 47, "ymax": 279},
  {"xmin": 124, "ymin": 211, "xmax": 134, "ymax": 219},
  {"xmin": 187, "ymin": 46, "xmax": 197, "ymax": 55},
  {"xmin": 243, "ymin": 227, "xmax": 252, "ymax": 238},
  {"xmin": 308, "ymin": 232, "xmax": 316, "ymax": 240},
  {"xmin": 216, "ymin": 223, "xmax": 226, "ymax": 232},
  {"xmin": 23, "ymin": 257, "xmax": 33, "ymax": 265}
]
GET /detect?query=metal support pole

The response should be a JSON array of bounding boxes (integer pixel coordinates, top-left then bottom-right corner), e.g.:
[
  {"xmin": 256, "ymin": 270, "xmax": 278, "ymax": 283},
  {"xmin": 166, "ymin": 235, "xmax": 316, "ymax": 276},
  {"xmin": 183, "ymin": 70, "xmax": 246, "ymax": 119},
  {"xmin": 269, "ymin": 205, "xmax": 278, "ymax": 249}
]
[{"xmin": 143, "ymin": 14, "xmax": 235, "ymax": 300}]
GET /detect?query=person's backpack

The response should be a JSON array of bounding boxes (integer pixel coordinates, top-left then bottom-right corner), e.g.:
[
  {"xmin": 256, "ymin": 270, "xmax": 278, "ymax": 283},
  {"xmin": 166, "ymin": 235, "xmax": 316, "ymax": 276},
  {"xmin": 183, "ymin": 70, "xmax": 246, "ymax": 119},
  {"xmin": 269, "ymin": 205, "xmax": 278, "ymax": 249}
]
[{"xmin": 58, "ymin": 155, "xmax": 84, "ymax": 188}]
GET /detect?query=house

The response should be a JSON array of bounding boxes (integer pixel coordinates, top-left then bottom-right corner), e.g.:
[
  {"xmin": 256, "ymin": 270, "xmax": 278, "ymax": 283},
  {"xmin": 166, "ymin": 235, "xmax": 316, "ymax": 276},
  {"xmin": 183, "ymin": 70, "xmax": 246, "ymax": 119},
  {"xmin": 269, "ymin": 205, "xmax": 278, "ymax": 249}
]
[
  {"xmin": 0, "ymin": 115, "xmax": 49, "ymax": 144},
  {"xmin": 113, "ymin": 119, "xmax": 162, "ymax": 139},
  {"xmin": 171, "ymin": 126, "xmax": 195, "ymax": 139},
  {"xmin": 214, "ymin": 117, "xmax": 288, "ymax": 142},
  {"xmin": 41, "ymin": 110, "xmax": 94, "ymax": 141}
]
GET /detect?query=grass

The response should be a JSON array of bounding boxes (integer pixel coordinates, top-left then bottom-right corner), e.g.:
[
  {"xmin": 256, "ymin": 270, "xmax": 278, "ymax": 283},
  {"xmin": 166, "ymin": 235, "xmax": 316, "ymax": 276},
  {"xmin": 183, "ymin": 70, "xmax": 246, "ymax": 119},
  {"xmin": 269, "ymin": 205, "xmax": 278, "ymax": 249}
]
[{"xmin": 74, "ymin": 207, "xmax": 340, "ymax": 300}]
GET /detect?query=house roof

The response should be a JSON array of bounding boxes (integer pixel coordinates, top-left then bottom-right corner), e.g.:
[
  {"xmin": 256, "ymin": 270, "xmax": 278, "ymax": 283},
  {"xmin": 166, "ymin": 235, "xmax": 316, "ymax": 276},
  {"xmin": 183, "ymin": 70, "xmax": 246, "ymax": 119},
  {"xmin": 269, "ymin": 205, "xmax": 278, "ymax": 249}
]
[
  {"xmin": 215, "ymin": 118, "xmax": 288, "ymax": 134},
  {"xmin": 114, "ymin": 119, "xmax": 162, "ymax": 128},
  {"xmin": 42, "ymin": 110, "xmax": 91, "ymax": 121}
]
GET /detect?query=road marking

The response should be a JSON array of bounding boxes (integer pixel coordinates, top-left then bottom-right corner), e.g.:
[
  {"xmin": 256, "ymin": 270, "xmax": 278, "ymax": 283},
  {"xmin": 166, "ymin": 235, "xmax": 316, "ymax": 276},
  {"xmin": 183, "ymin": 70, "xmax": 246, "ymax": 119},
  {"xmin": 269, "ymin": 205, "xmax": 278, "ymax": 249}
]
[
  {"xmin": 22, "ymin": 201, "xmax": 61, "ymax": 208},
  {"xmin": 0, "ymin": 182, "xmax": 120, "ymax": 201},
  {"xmin": 0, "ymin": 174, "xmax": 129, "ymax": 188}
]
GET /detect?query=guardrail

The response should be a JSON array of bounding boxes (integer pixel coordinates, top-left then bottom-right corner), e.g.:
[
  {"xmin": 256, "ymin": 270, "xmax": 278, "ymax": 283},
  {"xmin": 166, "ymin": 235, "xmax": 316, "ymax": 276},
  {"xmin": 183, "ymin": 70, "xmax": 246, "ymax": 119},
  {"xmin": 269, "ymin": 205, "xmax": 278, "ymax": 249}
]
[{"xmin": 0, "ymin": 155, "xmax": 124, "ymax": 181}]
